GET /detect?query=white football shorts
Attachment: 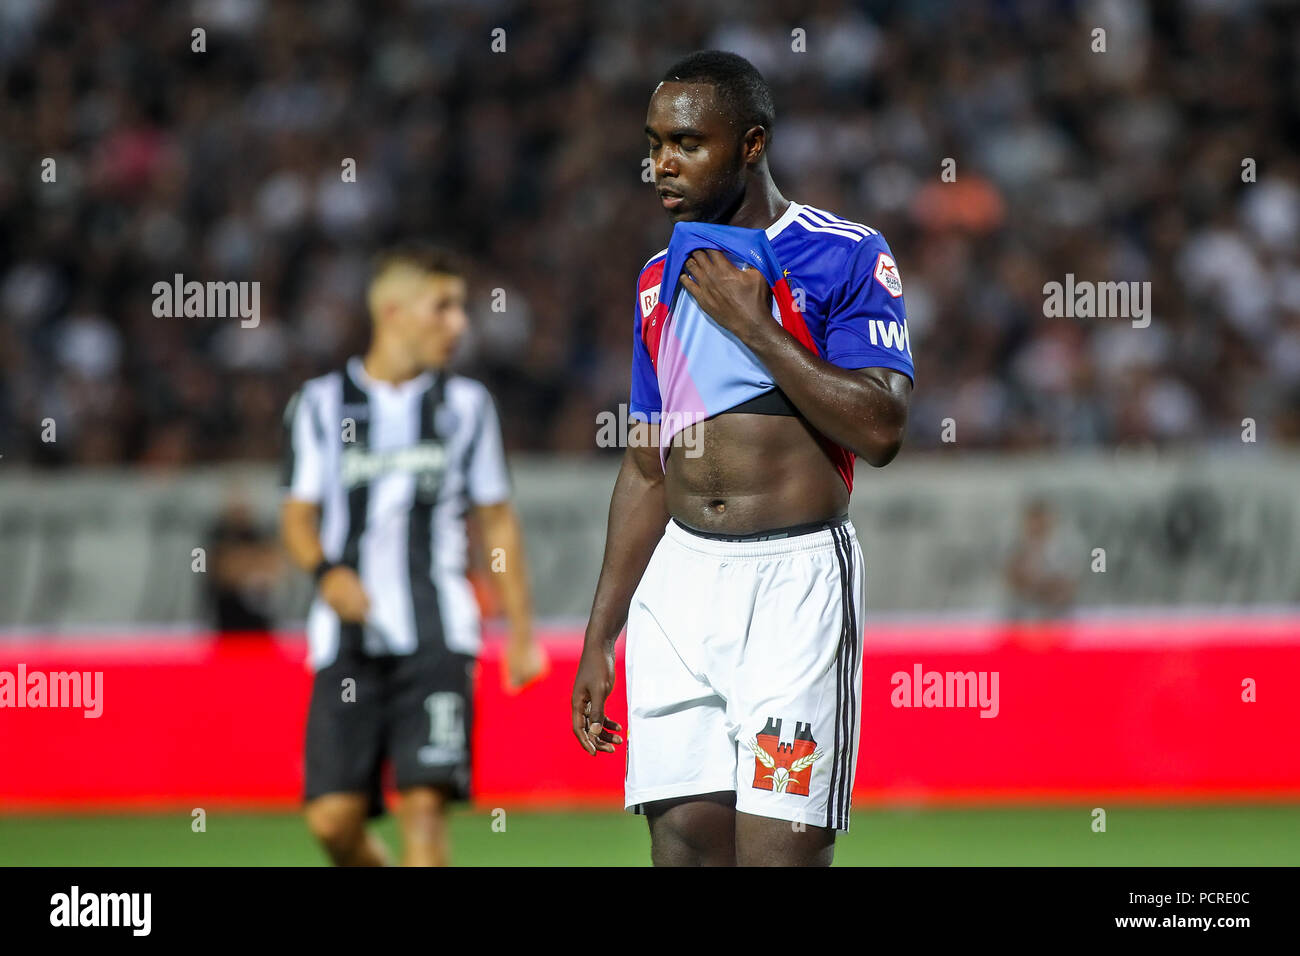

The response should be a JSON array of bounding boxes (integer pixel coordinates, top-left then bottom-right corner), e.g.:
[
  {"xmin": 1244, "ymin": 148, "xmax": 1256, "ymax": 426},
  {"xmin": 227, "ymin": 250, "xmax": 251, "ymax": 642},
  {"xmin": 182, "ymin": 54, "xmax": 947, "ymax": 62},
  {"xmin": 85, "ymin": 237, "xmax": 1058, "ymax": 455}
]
[{"xmin": 624, "ymin": 515, "xmax": 866, "ymax": 832}]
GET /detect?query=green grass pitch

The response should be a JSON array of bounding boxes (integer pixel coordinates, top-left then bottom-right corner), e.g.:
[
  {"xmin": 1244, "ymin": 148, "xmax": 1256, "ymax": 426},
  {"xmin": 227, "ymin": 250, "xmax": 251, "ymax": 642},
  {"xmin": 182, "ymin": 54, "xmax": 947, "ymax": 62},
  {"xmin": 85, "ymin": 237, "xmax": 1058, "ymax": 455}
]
[{"xmin": 2, "ymin": 805, "xmax": 1297, "ymax": 866}]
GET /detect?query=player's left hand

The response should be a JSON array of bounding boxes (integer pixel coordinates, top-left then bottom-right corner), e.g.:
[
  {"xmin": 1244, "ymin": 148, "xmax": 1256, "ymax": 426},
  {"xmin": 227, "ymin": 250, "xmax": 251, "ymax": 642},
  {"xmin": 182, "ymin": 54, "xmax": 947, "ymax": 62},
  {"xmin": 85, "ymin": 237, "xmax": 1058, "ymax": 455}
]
[
  {"xmin": 502, "ymin": 636, "xmax": 548, "ymax": 693},
  {"xmin": 680, "ymin": 248, "xmax": 772, "ymax": 337}
]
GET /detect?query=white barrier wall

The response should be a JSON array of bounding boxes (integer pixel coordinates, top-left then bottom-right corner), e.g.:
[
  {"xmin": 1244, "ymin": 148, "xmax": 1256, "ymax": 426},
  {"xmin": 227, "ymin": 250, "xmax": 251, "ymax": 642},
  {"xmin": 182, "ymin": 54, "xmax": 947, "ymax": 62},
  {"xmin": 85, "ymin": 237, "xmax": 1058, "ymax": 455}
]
[{"xmin": 1, "ymin": 452, "xmax": 1297, "ymax": 630}]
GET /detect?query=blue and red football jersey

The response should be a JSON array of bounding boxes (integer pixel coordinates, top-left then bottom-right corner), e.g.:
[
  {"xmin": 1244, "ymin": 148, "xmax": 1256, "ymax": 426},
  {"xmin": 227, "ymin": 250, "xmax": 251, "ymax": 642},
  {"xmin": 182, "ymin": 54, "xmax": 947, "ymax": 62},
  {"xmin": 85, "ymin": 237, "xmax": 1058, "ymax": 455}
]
[{"xmin": 629, "ymin": 201, "xmax": 914, "ymax": 492}]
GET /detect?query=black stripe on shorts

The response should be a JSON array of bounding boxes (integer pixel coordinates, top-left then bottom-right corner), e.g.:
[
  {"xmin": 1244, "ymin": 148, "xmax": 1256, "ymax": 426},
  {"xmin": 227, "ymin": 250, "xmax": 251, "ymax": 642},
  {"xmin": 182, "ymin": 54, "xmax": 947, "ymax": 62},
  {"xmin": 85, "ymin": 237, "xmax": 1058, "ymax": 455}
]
[{"xmin": 826, "ymin": 525, "xmax": 852, "ymax": 830}]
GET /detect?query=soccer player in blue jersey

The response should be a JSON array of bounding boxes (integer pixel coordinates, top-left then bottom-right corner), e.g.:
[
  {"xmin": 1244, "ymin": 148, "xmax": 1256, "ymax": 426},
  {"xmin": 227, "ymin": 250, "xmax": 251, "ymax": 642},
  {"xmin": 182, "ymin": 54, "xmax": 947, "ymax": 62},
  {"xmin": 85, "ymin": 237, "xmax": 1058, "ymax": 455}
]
[{"xmin": 572, "ymin": 51, "xmax": 914, "ymax": 866}]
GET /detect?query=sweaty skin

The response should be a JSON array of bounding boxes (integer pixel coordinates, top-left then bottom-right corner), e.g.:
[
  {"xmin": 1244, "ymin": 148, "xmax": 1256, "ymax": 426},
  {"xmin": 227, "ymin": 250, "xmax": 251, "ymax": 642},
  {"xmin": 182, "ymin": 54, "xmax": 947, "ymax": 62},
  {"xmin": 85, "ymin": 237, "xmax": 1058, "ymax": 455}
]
[
  {"xmin": 651, "ymin": 81, "xmax": 835, "ymax": 532},
  {"xmin": 573, "ymin": 80, "xmax": 911, "ymax": 763},
  {"xmin": 665, "ymin": 414, "xmax": 845, "ymax": 531},
  {"xmin": 649, "ymin": 80, "xmax": 909, "ymax": 532}
]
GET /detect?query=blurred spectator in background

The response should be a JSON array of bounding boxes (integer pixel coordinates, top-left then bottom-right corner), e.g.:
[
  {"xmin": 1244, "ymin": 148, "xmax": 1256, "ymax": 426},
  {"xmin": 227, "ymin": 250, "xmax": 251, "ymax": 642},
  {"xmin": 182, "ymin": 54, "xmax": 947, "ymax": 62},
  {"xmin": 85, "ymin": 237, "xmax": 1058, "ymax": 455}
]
[
  {"xmin": 206, "ymin": 493, "xmax": 283, "ymax": 634},
  {"xmin": 1, "ymin": 0, "xmax": 1297, "ymax": 466},
  {"xmin": 1004, "ymin": 498, "xmax": 1081, "ymax": 628}
]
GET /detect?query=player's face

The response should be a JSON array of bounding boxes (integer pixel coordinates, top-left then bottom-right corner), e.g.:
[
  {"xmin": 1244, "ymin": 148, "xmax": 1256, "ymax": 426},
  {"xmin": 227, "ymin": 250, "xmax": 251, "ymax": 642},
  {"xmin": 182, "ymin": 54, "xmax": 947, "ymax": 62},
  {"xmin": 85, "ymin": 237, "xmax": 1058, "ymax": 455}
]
[
  {"xmin": 645, "ymin": 82, "xmax": 747, "ymax": 224},
  {"xmin": 400, "ymin": 273, "xmax": 467, "ymax": 368}
]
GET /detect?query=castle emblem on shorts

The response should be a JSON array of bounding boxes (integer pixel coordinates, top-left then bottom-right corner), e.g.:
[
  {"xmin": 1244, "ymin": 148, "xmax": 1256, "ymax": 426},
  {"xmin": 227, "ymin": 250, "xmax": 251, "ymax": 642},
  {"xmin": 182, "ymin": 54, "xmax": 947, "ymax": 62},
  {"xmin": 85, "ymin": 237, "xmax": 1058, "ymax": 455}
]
[{"xmin": 746, "ymin": 717, "xmax": 823, "ymax": 796}]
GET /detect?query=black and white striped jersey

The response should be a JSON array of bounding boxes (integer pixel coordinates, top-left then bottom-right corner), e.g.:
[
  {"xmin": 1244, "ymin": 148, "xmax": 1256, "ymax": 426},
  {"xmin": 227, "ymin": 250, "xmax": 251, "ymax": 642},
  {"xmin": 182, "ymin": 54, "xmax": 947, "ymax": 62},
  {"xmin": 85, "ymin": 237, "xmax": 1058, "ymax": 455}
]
[{"xmin": 282, "ymin": 356, "xmax": 511, "ymax": 669}]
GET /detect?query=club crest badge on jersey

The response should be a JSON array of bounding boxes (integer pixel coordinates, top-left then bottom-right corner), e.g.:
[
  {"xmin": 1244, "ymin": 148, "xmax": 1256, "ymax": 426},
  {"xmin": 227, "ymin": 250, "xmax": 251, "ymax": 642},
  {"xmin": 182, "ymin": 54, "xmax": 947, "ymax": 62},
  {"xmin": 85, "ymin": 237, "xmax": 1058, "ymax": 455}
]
[
  {"xmin": 873, "ymin": 252, "xmax": 903, "ymax": 298},
  {"xmin": 746, "ymin": 717, "xmax": 823, "ymax": 796}
]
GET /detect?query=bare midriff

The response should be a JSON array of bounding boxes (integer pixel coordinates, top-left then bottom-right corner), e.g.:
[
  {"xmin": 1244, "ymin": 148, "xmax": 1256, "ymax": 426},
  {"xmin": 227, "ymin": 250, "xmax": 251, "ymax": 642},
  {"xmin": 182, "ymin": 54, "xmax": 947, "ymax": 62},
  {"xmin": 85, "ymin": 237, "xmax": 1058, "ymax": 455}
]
[{"xmin": 663, "ymin": 413, "xmax": 848, "ymax": 534}]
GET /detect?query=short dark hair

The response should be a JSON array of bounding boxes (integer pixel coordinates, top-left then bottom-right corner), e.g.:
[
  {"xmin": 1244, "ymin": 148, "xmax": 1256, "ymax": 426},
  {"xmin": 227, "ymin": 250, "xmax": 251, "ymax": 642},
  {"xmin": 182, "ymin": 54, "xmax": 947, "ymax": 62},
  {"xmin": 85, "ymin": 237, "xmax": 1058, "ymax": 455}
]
[
  {"xmin": 369, "ymin": 241, "xmax": 465, "ymax": 284},
  {"xmin": 659, "ymin": 50, "xmax": 775, "ymax": 134}
]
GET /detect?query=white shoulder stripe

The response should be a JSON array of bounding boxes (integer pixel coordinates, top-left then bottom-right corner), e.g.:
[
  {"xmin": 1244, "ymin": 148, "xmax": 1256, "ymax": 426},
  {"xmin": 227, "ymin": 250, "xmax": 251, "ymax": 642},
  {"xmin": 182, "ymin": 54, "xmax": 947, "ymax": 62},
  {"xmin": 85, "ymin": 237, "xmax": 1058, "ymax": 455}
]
[
  {"xmin": 793, "ymin": 212, "xmax": 867, "ymax": 243},
  {"xmin": 804, "ymin": 205, "xmax": 878, "ymax": 235},
  {"xmin": 641, "ymin": 248, "xmax": 668, "ymax": 271},
  {"xmin": 801, "ymin": 205, "xmax": 878, "ymax": 236}
]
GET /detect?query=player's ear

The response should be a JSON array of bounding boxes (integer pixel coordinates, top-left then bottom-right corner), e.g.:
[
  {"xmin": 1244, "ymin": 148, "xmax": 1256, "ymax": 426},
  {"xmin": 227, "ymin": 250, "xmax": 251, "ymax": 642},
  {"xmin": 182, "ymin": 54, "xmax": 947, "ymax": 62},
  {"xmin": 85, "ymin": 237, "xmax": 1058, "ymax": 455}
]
[
  {"xmin": 374, "ymin": 295, "xmax": 401, "ymax": 331},
  {"xmin": 741, "ymin": 125, "xmax": 766, "ymax": 165}
]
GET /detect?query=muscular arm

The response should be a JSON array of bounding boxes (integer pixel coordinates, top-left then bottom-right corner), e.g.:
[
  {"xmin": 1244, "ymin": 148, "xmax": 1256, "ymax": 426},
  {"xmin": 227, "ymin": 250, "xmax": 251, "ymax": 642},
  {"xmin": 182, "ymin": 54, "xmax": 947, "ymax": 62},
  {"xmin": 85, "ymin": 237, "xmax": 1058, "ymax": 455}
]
[
  {"xmin": 747, "ymin": 334, "xmax": 911, "ymax": 468},
  {"xmin": 584, "ymin": 433, "xmax": 669, "ymax": 651},
  {"xmin": 681, "ymin": 248, "xmax": 912, "ymax": 467},
  {"xmin": 572, "ymin": 431, "xmax": 667, "ymax": 755}
]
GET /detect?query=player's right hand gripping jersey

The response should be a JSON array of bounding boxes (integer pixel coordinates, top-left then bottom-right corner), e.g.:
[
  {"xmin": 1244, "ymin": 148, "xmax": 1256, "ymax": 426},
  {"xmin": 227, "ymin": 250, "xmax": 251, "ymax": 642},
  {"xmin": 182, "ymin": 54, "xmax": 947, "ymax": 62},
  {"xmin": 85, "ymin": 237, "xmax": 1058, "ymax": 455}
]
[
  {"xmin": 642, "ymin": 222, "xmax": 796, "ymax": 469},
  {"xmin": 628, "ymin": 207, "xmax": 915, "ymax": 493}
]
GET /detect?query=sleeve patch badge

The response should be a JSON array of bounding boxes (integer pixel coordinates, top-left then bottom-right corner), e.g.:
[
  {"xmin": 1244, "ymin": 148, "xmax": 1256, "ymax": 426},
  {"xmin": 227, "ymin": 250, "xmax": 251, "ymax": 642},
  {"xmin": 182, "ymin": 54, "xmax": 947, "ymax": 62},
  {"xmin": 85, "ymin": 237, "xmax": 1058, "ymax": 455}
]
[
  {"xmin": 640, "ymin": 283, "xmax": 661, "ymax": 319},
  {"xmin": 873, "ymin": 252, "xmax": 903, "ymax": 298}
]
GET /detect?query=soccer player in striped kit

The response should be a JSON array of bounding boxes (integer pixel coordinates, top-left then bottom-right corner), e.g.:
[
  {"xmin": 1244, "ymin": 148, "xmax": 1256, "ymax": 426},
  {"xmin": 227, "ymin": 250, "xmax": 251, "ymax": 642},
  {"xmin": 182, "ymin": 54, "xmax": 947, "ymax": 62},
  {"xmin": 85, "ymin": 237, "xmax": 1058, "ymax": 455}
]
[
  {"xmin": 572, "ymin": 52, "xmax": 914, "ymax": 866},
  {"xmin": 282, "ymin": 244, "xmax": 545, "ymax": 866}
]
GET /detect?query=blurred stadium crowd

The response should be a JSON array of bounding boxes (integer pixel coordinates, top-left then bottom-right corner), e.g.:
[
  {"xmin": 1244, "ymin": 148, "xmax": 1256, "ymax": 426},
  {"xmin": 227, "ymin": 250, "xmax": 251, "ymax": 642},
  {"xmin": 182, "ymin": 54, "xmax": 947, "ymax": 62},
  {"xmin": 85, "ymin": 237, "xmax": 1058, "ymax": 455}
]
[{"xmin": 1, "ymin": 0, "xmax": 1298, "ymax": 467}]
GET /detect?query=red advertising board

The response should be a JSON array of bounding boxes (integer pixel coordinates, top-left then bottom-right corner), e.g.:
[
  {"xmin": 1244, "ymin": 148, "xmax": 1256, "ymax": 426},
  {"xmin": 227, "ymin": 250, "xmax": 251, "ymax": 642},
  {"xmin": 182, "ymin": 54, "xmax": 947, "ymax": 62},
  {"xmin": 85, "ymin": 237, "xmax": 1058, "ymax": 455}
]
[{"xmin": 1, "ymin": 616, "xmax": 1297, "ymax": 810}]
